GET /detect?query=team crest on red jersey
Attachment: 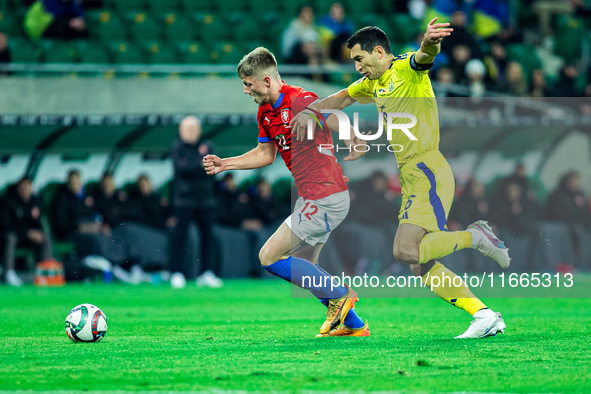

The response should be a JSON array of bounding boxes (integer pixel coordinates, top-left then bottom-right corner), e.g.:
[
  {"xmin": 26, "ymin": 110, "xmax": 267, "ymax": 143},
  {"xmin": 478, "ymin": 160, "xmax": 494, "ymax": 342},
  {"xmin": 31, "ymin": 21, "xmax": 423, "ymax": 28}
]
[{"xmin": 281, "ymin": 108, "xmax": 291, "ymax": 124}]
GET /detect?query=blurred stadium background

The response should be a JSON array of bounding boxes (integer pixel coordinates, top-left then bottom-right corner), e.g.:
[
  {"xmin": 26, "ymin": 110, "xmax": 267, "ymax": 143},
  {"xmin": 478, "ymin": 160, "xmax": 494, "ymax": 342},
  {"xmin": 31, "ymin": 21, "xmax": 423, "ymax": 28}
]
[{"xmin": 1, "ymin": 0, "xmax": 591, "ymax": 286}]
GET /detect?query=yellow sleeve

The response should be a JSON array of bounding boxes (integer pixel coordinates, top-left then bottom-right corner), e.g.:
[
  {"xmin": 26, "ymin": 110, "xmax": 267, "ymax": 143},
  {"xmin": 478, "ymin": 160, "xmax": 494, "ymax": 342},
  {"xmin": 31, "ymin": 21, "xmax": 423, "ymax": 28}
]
[
  {"xmin": 347, "ymin": 76, "xmax": 375, "ymax": 104},
  {"xmin": 392, "ymin": 52, "xmax": 433, "ymax": 84}
]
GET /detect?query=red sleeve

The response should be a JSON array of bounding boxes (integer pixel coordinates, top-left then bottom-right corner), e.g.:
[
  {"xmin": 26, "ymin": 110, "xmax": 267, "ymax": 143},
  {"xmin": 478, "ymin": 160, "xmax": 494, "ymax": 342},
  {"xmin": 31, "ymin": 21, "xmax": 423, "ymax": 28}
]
[
  {"xmin": 257, "ymin": 109, "xmax": 272, "ymax": 143},
  {"xmin": 291, "ymin": 87, "xmax": 318, "ymax": 115}
]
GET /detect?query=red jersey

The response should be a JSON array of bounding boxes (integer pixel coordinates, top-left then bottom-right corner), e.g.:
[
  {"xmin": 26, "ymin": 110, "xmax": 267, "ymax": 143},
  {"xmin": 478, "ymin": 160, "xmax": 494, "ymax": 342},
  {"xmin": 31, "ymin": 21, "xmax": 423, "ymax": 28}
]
[{"xmin": 257, "ymin": 83, "xmax": 348, "ymax": 200}]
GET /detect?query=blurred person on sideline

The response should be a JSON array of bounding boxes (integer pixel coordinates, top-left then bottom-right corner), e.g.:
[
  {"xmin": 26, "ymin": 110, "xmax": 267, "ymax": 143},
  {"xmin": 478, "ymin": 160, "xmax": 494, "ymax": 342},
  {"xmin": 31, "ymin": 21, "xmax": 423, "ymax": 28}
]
[
  {"xmin": 282, "ymin": 5, "xmax": 324, "ymax": 66},
  {"xmin": 91, "ymin": 173, "xmax": 127, "ymax": 229},
  {"xmin": 448, "ymin": 179, "xmax": 489, "ymax": 230},
  {"xmin": 0, "ymin": 32, "xmax": 11, "ymax": 76},
  {"xmin": 169, "ymin": 116, "xmax": 221, "ymax": 288},
  {"xmin": 215, "ymin": 173, "xmax": 263, "ymax": 231},
  {"xmin": 465, "ymin": 59, "xmax": 487, "ymax": 97},
  {"xmin": 546, "ymin": 171, "xmax": 591, "ymax": 228},
  {"xmin": 490, "ymin": 181, "xmax": 537, "ymax": 235},
  {"xmin": 0, "ymin": 177, "xmax": 53, "ymax": 286},
  {"xmin": 319, "ymin": 3, "xmax": 355, "ymax": 63},
  {"xmin": 24, "ymin": 0, "xmax": 88, "ymax": 40}
]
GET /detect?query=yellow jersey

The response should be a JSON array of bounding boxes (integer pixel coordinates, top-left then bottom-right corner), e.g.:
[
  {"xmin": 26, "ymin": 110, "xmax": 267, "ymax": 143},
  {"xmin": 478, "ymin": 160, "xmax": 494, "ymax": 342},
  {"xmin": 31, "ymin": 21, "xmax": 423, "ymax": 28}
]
[{"xmin": 347, "ymin": 52, "xmax": 440, "ymax": 167}]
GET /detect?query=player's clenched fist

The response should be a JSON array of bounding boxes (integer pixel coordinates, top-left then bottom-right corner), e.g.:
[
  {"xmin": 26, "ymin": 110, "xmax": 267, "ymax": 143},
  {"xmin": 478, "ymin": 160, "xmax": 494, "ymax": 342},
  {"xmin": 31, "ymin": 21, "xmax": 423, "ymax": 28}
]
[{"xmin": 203, "ymin": 154, "xmax": 222, "ymax": 175}]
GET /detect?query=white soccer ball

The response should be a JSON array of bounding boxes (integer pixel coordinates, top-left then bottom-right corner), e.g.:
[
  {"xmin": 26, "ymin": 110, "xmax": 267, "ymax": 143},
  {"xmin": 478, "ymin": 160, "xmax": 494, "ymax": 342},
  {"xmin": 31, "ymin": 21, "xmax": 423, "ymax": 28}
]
[{"xmin": 65, "ymin": 304, "xmax": 108, "ymax": 343}]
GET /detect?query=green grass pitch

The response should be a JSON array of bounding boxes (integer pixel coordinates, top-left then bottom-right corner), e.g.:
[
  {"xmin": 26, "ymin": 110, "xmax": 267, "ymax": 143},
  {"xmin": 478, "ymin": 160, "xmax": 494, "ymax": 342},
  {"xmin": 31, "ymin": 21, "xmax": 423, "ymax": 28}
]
[{"xmin": 1, "ymin": 280, "xmax": 590, "ymax": 393}]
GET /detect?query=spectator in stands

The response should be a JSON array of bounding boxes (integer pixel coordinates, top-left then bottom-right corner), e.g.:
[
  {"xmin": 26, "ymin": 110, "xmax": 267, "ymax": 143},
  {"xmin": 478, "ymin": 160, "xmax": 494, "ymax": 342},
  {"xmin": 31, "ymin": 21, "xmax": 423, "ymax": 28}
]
[
  {"xmin": 128, "ymin": 174, "xmax": 173, "ymax": 230},
  {"xmin": 0, "ymin": 177, "xmax": 52, "ymax": 286},
  {"xmin": 483, "ymin": 39, "xmax": 509, "ymax": 93},
  {"xmin": 465, "ymin": 59, "xmax": 487, "ymax": 97},
  {"xmin": 0, "ymin": 32, "xmax": 10, "ymax": 77},
  {"xmin": 216, "ymin": 173, "xmax": 263, "ymax": 232},
  {"xmin": 471, "ymin": 0, "xmax": 510, "ymax": 40},
  {"xmin": 490, "ymin": 181, "xmax": 537, "ymax": 235},
  {"xmin": 281, "ymin": 6, "xmax": 323, "ymax": 66},
  {"xmin": 91, "ymin": 173, "xmax": 126, "ymax": 229},
  {"xmin": 170, "ymin": 116, "xmax": 222, "ymax": 288},
  {"xmin": 349, "ymin": 171, "xmax": 399, "ymax": 226},
  {"xmin": 530, "ymin": 69, "xmax": 554, "ymax": 98},
  {"xmin": 433, "ymin": 67, "xmax": 456, "ymax": 97},
  {"xmin": 441, "ymin": 11, "xmax": 482, "ymax": 60},
  {"xmin": 504, "ymin": 163, "xmax": 539, "ymax": 208},
  {"xmin": 553, "ymin": 65, "xmax": 582, "ymax": 97},
  {"xmin": 24, "ymin": 0, "xmax": 88, "ymax": 40},
  {"xmin": 319, "ymin": 3, "xmax": 354, "ymax": 63},
  {"xmin": 449, "ymin": 179, "xmax": 489, "ymax": 230},
  {"xmin": 505, "ymin": 62, "xmax": 528, "ymax": 97},
  {"xmin": 51, "ymin": 169, "xmax": 128, "ymax": 267},
  {"xmin": 546, "ymin": 171, "xmax": 591, "ymax": 228},
  {"xmin": 250, "ymin": 178, "xmax": 285, "ymax": 227},
  {"xmin": 448, "ymin": 44, "xmax": 471, "ymax": 85}
]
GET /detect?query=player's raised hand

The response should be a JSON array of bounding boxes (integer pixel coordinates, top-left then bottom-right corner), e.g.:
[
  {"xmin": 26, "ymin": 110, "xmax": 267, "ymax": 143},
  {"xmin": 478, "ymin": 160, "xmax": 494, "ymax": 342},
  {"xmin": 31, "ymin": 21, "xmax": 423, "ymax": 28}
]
[
  {"xmin": 203, "ymin": 154, "xmax": 223, "ymax": 175},
  {"xmin": 343, "ymin": 131, "xmax": 372, "ymax": 162},
  {"xmin": 290, "ymin": 110, "xmax": 315, "ymax": 141},
  {"xmin": 423, "ymin": 17, "xmax": 453, "ymax": 45}
]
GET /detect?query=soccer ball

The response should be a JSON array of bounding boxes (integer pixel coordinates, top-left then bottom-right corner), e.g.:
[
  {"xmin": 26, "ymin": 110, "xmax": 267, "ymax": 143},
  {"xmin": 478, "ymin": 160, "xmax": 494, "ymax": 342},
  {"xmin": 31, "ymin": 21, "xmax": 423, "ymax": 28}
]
[{"xmin": 65, "ymin": 304, "xmax": 108, "ymax": 343}]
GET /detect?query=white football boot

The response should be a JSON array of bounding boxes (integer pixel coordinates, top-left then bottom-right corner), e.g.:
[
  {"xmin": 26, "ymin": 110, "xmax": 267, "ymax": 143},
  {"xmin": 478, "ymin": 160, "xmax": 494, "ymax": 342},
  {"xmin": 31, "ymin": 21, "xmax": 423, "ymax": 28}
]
[
  {"xmin": 455, "ymin": 309, "xmax": 506, "ymax": 339},
  {"xmin": 468, "ymin": 220, "xmax": 511, "ymax": 268}
]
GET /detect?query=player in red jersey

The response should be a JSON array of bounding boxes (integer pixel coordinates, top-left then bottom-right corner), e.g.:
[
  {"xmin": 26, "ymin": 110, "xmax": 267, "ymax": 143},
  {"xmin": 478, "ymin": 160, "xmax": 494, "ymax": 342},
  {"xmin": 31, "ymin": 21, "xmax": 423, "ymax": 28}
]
[{"xmin": 203, "ymin": 47, "xmax": 369, "ymax": 337}]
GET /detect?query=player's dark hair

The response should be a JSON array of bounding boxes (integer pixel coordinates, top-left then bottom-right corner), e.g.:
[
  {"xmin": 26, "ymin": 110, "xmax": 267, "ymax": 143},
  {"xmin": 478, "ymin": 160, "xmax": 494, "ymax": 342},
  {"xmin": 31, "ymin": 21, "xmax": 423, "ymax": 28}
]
[
  {"xmin": 237, "ymin": 47, "xmax": 280, "ymax": 80},
  {"xmin": 346, "ymin": 26, "xmax": 392, "ymax": 55}
]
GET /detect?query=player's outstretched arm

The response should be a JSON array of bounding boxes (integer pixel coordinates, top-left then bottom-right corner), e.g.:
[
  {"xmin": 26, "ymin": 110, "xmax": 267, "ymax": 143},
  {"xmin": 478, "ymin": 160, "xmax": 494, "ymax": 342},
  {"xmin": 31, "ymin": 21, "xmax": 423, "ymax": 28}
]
[
  {"xmin": 415, "ymin": 17, "xmax": 453, "ymax": 65},
  {"xmin": 203, "ymin": 143, "xmax": 277, "ymax": 175},
  {"xmin": 291, "ymin": 88, "xmax": 356, "ymax": 141},
  {"xmin": 343, "ymin": 131, "xmax": 372, "ymax": 162}
]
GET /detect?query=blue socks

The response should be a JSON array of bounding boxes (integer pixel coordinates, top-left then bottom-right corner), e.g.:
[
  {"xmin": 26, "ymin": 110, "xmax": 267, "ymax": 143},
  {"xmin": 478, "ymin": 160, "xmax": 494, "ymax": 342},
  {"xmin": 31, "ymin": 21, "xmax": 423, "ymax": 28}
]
[
  {"xmin": 264, "ymin": 256, "xmax": 347, "ymax": 299},
  {"xmin": 264, "ymin": 256, "xmax": 365, "ymax": 329}
]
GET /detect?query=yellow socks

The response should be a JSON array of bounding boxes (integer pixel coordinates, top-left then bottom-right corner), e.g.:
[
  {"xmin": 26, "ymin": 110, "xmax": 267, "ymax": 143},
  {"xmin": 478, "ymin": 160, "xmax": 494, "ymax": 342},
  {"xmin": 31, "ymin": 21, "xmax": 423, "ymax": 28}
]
[
  {"xmin": 421, "ymin": 261, "xmax": 487, "ymax": 316},
  {"xmin": 418, "ymin": 231, "xmax": 472, "ymax": 264}
]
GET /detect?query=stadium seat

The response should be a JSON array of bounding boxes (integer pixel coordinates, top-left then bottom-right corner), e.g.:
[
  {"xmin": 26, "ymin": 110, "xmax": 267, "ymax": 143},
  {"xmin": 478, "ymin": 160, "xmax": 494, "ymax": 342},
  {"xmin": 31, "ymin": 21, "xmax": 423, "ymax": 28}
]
[
  {"xmin": 41, "ymin": 40, "xmax": 79, "ymax": 63},
  {"xmin": 76, "ymin": 41, "xmax": 111, "ymax": 64},
  {"xmin": 90, "ymin": 12, "xmax": 128, "ymax": 41},
  {"xmin": 176, "ymin": 41, "xmax": 210, "ymax": 64},
  {"xmin": 182, "ymin": 0, "xmax": 215, "ymax": 13},
  {"xmin": 162, "ymin": 12, "xmax": 196, "ymax": 42},
  {"xmin": 0, "ymin": 9, "xmax": 21, "ymax": 37},
  {"xmin": 148, "ymin": 0, "xmax": 179, "ymax": 12},
  {"xmin": 554, "ymin": 15, "xmax": 583, "ymax": 61},
  {"xmin": 214, "ymin": 0, "xmax": 247, "ymax": 13},
  {"xmin": 110, "ymin": 41, "xmax": 146, "ymax": 64},
  {"xmin": 249, "ymin": 0, "xmax": 281, "ymax": 14},
  {"xmin": 387, "ymin": 14, "xmax": 420, "ymax": 44},
  {"xmin": 195, "ymin": 13, "xmax": 230, "ymax": 42},
  {"xmin": 104, "ymin": 0, "xmax": 146, "ymax": 13},
  {"xmin": 210, "ymin": 41, "xmax": 244, "ymax": 64},
  {"xmin": 143, "ymin": 41, "xmax": 179, "ymax": 64},
  {"xmin": 127, "ymin": 11, "xmax": 163, "ymax": 42},
  {"xmin": 233, "ymin": 16, "xmax": 265, "ymax": 42},
  {"xmin": 344, "ymin": 0, "xmax": 378, "ymax": 15},
  {"xmin": 8, "ymin": 37, "xmax": 40, "ymax": 62}
]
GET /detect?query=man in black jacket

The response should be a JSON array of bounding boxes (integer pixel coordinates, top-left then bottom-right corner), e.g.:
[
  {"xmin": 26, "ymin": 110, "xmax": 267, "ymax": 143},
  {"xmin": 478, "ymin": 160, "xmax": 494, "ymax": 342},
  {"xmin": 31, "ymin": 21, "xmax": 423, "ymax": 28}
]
[
  {"xmin": 1, "ymin": 177, "xmax": 53, "ymax": 286},
  {"xmin": 169, "ymin": 116, "xmax": 222, "ymax": 288}
]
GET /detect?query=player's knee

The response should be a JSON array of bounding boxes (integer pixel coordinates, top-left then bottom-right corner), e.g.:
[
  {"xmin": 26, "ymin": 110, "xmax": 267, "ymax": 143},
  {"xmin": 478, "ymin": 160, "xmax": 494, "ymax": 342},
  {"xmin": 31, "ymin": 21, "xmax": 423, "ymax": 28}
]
[
  {"xmin": 393, "ymin": 244, "xmax": 419, "ymax": 264},
  {"xmin": 259, "ymin": 245, "xmax": 279, "ymax": 267}
]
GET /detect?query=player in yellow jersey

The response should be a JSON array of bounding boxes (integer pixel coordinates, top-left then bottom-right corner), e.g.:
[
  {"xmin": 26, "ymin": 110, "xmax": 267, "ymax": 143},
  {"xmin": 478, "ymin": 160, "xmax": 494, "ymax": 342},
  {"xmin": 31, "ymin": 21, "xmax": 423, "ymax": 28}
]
[{"xmin": 292, "ymin": 19, "xmax": 510, "ymax": 339}]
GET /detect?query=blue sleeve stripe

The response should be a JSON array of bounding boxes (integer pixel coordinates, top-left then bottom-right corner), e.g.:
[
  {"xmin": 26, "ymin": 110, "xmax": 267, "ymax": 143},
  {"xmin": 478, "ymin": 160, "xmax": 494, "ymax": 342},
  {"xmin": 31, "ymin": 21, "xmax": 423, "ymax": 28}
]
[
  {"xmin": 258, "ymin": 136, "xmax": 272, "ymax": 143},
  {"xmin": 410, "ymin": 53, "xmax": 434, "ymax": 71},
  {"xmin": 417, "ymin": 162, "xmax": 447, "ymax": 231},
  {"xmin": 322, "ymin": 113, "xmax": 331, "ymax": 122}
]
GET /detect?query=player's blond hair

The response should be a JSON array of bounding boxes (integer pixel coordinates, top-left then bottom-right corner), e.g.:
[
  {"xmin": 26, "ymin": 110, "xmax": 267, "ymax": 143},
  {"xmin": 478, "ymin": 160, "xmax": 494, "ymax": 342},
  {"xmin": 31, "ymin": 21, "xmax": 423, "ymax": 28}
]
[{"xmin": 237, "ymin": 47, "xmax": 280, "ymax": 81}]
